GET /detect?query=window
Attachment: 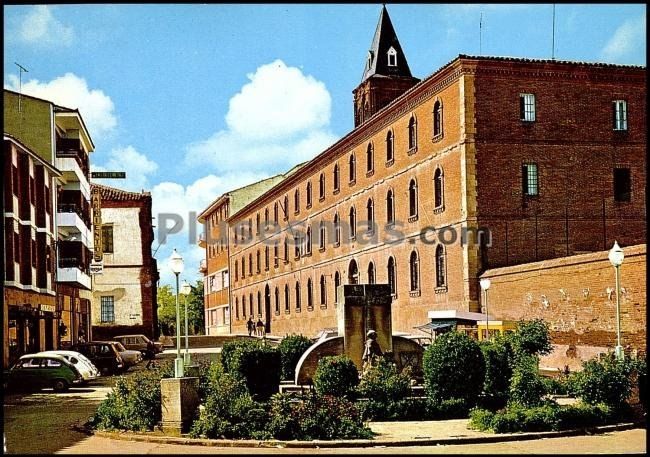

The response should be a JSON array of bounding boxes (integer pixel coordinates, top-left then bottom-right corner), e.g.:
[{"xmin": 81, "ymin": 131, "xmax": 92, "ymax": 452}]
[
  {"xmin": 410, "ymin": 250, "xmax": 420, "ymax": 292},
  {"xmin": 102, "ymin": 225, "xmax": 114, "ymax": 253},
  {"xmin": 334, "ymin": 213, "xmax": 340, "ymax": 246},
  {"xmin": 349, "ymin": 206, "xmax": 356, "ymax": 240},
  {"xmin": 284, "ymin": 285, "xmax": 290, "ymax": 313},
  {"xmin": 387, "ymin": 257, "xmax": 396, "ymax": 296},
  {"xmin": 349, "ymin": 154, "xmax": 356, "ymax": 183},
  {"xmin": 235, "ymin": 298, "xmax": 239, "ymax": 320},
  {"xmin": 265, "ymin": 246, "xmax": 269, "ymax": 271},
  {"xmin": 306, "ymin": 182, "xmax": 312, "ymax": 207},
  {"xmin": 433, "ymin": 101, "xmax": 443, "ymax": 137},
  {"xmin": 294, "ymin": 189, "xmax": 300, "ymax": 214},
  {"xmin": 408, "ymin": 116, "xmax": 417, "ymax": 151},
  {"xmin": 367, "ymin": 262, "xmax": 375, "ymax": 284},
  {"xmin": 256, "ymin": 213, "xmax": 260, "ymax": 234},
  {"xmin": 248, "ymin": 219, "xmax": 253, "ymax": 239},
  {"xmin": 264, "ymin": 208, "xmax": 269, "ymax": 226},
  {"xmin": 320, "ymin": 275, "xmax": 327, "ymax": 306},
  {"xmin": 520, "ymin": 93, "xmax": 536, "ymax": 121},
  {"xmin": 257, "ymin": 291, "xmax": 262, "ymax": 317},
  {"xmin": 386, "ymin": 130, "xmax": 394, "ymax": 163},
  {"xmin": 348, "ymin": 259, "xmax": 359, "ymax": 284},
  {"xmin": 242, "ymin": 296, "xmax": 246, "ymax": 317},
  {"xmin": 283, "ymin": 196, "xmax": 289, "ymax": 220},
  {"xmin": 274, "ymin": 202, "xmax": 279, "ymax": 223},
  {"xmin": 100, "ymin": 296, "xmax": 114, "ymax": 323},
  {"xmin": 366, "ymin": 143, "xmax": 374, "ymax": 174},
  {"xmin": 256, "ymin": 250, "xmax": 261, "ymax": 273},
  {"xmin": 334, "ymin": 271, "xmax": 341, "ymax": 304},
  {"xmin": 284, "ymin": 238, "xmax": 289, "ymax": 262},
  {"xmin": 408, "ymin": 178, "xmax": 418, "ymax": 219},
  {"xmin": 387, "ymin": 46, "xmax": 397, "ymax": 67},
  {"xmin": 307, "ymin": 279, "xmax": 313, "ymax": 309},
  {"xmin": 367, "ymin": 198, "xmax": 374, "ymax": 232},
  {"xmin": 294, "ymin": 234, "xmax": 300, "ymax": 259},
  {"xmin": 319, "ymin": 221, "xmax": 326, "ymax": 250},
  {"xmin": 241, "ymin": 256, "xmax": 246, "ymax": 278},
  {"xmin": 434, "ymin": 168, "xmax": 444, "ymax": 209},
  {"xmin": 45, "ymin": 358, "xmax": 62, "ymax": 367},
  {"xmin": 306, "ymin": 227, "xmax": 312, "ymax": 255},
  {"xmin": 614, "ymin": 168, "xmax": 631, "ymax": 202},
  {"xmin": 319, "ymin": 173, "xmax": 325, "ymax": 200},
  {"xmin": 275, "ymin": 287, "xmax": 280, "ymax": 314},
  {"xmin": 333, "ymin": 164, "xmax": 340, "ymax": 192},
  {"xmin": 522, "ymin": 163, "xmax": 539, "ymax": 196},
  {"xmin": 248, "ymin": 253, "xmax": 253, "ymax": 275},
  {"xmin": 274, "ymin": 243, "xmax": 279, "ymax": 267},
  {"xmin": 436, "ymin": 245, "xmax": 446, "ymax": 288},
  {"xmin": 249, "ymin": 293, "xmax": 253, "ymax": 316},
  {"xmin": 613, "ymin": 100, "xmax": 628, "ymax": 131},
  {"xmin": 386, "ymin": 189, "xmax": 395, "ymax": 225}
]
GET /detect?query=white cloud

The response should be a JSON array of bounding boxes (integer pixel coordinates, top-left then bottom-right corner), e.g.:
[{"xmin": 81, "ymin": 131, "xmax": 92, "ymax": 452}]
[
  {"xmin": 92, "ymin": 146, "xmax": 158, "ymax": 192},
  {"xmin": 17, "ymin": 5, "xmax": 74, "ymax": 47},
  {"xmin": 601, "ymin": 15, "xmax": 646, "ymax": 63},
  {"xmin": 5, "ymin": 73, "xmax": 117, "ymax": 139},
  {"xmin": 184, "ymin": 59, "xmax": 338, "ymax": 174}
]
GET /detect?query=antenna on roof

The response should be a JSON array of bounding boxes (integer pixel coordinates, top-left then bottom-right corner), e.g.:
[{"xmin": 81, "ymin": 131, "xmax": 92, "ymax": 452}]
[
  {"xmin": 551, "ymin": 4, "xmax": 556, "ymax": 60},
  {"xmin": 479, "ymin": 12, "xmax": 483, "ymax": 55},
  {"xmin": 14, "ymin": 62, "xmax": 29, "ymax": 113}
]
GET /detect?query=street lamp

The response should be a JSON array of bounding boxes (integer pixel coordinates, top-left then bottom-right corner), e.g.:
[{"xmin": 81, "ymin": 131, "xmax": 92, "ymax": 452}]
[
  {"xmin": 169, "ymin": 249, "xmax": 184, "ymax": 378},
  {"xmin": 180, "ymin": 280, "xmax": 192, "ymax": 365},
  {"xmin": 608, "ymin": 241, "xmax": 625, "ymax": 360},
  {"xmin": 480, "ymin": 278, "xmax": 491, "ymax": 340}
]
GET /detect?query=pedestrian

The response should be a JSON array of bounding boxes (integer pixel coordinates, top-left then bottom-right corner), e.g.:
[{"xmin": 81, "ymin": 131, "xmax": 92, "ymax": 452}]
[
  {"xmin": 256, "ymin": 318, "xmax": 265, "ymax": 337},
  {"xmin": 145, "ymin": 339, "xmax": 157, "ymax": 369},
  {"xmin": 247, "ymin": 317, "xmax": 254, "ymax": 337}
]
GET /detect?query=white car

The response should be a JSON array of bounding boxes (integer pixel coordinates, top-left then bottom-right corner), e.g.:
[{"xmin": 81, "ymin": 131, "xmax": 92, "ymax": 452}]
[{"xmin": 38, "ymin": 350, "xmax": 100, "ymax": 383}]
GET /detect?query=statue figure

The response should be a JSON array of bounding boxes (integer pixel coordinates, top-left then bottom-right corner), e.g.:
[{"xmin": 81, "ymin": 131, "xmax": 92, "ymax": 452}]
[{"xmin": 362, "ymin": 329, "xmax": 383, "ymax": 373}]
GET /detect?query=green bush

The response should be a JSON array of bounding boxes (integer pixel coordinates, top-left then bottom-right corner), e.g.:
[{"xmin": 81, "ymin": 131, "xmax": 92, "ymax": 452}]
[
  {"xmin": 356, "ymin": 357, "xmax": 411, "ymax": 403},
  {"xmin": 313, "ymin": 355, "xmax": 359, "ymax": 399},
  {"xmin": 90, "ymin": 370, "xmax": 163, "ymax": 431},
  {"xmin": 278, "ymin": 334, "xmax": 313, "ymax": 381},
  {"xmin": 422, "ymin": 331, "xmax": 486, "ymax": 405},
  {"xmin": 480, "ymin": 337, "xmax": 513, "ymax": 408},
  {"xmin": 509, "ymin": 319, "xmax": 553, "ymax": 359},
  {"xmin": 223, "ymin": 340, "xmax": 281, "ymax": 400},
  {"xmin": 468, "ymin": 407, "xmax": 496, "ymax": 431},
  {"xmin": 570, "ymin": 353, "xmax": 635, "ymax": 410},
  {"xmin": 541, "ymin": 375, "xmax": 570, "ymax": 396},
  {"xmin": 509, "ymin": 354, "xmax": 547, "ymax": 407},
  {"xmin": 220, "ymin": 339, "xmax": 260, "ymax": 373},
  {"xmin": 266, "ymin": 392, "xmax": 373, "ymax": 440}
]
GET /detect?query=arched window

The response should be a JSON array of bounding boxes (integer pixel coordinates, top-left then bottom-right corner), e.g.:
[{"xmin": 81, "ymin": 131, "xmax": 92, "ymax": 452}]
[
  {"xmin": 284, "ymin": 284, "xmax": 290, "ymax": 312},
  {"xmin": 274, "ymin": 243, "xmax": 279, "ymax": 267},
  {"xmin": 306, "ymin": 181, "xmax": 312, "ymax": 207},
  {"xmin": 248, "ymin": 218, "xmax": 253, "ymax": 239},
  {"xmin": 235, "ymin": 297, "xmax": 239, "ymax": 320},
  {"xmin": 306, "ymin": 227, "xmax": 312, "ymax": 255},
  {"xmin": 387, "ymin": 46, "xmax": 397, "ymax": 66},
  {"xmin": 386, "ymin": 189, "xmax": 395, "ymax": 224},
  {"xmin": 242, "ymin": 295, "xmax": 247, "ymax": 317},
  {"xmin": 249, "ymin": 293, "xmax": 253, "ymax": 317},
  {"xmin": 294, "ymin": 189, "xmax": 300, "ymax": 214},
  {"xmin": 284, "ymin": 237, "xmax": 289, "ymax": 262},
  {"xmin": 334, "ymin": 213, "xmax": 340, "ymax": 246},
  {"xmin": 241, "ymin": 256, "xmax": 246, "ymax": 278},
  {"xmin": 348, "ymin": 259, "xmax": 359, "ymax": 284},
  {"xmin": 257, "ymin": 291, "xmax": 262, "ymax": 317},
  {"xmin": 349, "ymin": 153, "xmax": 356, "ymax": 183},
  {"xmin": 319, "ymin": 173, "xmax": 325, "ymax": 199},
  {"xmin": 320, "ymin": 275, "xmax": 327, "ymax": 306},
  {"xmin": 234, "ymin": 260, "xmax": 239, "ymax": 281},
  {"xmin": 388, "ymin": 256, "xmax": 396, "ymax": 295},
  {"xmin": 319, "ymin": 221, "xmax": 326, "ymax": 250},
  {"xmin": 349, "ymin": 206, "xmax": 356, "ymax": 240},
  {"xmin": 283, "ymin": 195, "xmax": 289, "ymax": 220},
  {"xmin": 295, "ymin": 282, "xmax": 301, "ymax": 311},
  {"xmin": 436, "ymin": 245, "xmax": 446, "ymax": 288},
  {"xmin": 334, "ymin": 271, "xmax": 341, "ymax": 304},
  {"xmin": 408, "ymin": 116, "xmax": 417, "ymax": 151},
  {"xmin": 264, "ymin": 208, "xmax": 269, "ymax": 226},
  {"xmin": 274, "ymin": 287, "xmax": 280, "ymax": 314},
  {"xmin": 366, "ymin": 143, "xmax": 374, "ymax": 173},
  {"xmin": 248, "ymin": 253, "xmax": 253, "ymax": 275},
  {"xmin": 307, "ymin": 279, "xmax": 313, "ymax": 309},
  {"xmin": 274, "ymin": 202, "xmax": 279, "ymax": 223},
  {"xmin": 294, "ymin": 233, "xmax": 300, "ymax": 259},
  {"xmin": 386, "ymin": 130, "xmax": 394, "ymax": 163},
  {"xmin": 256, "ymin": 250, "xmax": 261, "ymax": 273},
  {"xmin": 410, "ymin": 250, "xmax": 420, "ymax": 292},
  {"xmin": 409, "ymin": 178, "xmax": 418, "ymax": 218},
  {"xmin": 333, "ymin": 164, "xmax": 340, "ymax": 191},
  {"xmin": 367, "ymin": 198, "xmax": 374, "ymax": 232},
  {"xmin": 434, "ymin": 168, "xmax": 444, "ymax": 209},
  {"xmin": 367, "ymin": 262, "xmax": 375, "ymax": 284},
  {"xmin": 264, "ymin": 246, "xmax": 269, "ymax": 271},
  {"xmin": 256, "ymin": 213, "xmax": 260, "ymax": 234},
  {"xmin": 433, "ymin": 100, "xmax": 443, "ymax": 137}
]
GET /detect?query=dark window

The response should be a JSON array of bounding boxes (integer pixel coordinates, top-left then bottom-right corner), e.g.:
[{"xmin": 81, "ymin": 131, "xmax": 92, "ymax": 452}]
[
  {"xmin": 256, "ymin": 250, "xmax": 261, "ymax": 273},
  {"xmin": 307, "ymin": 279, "xmax": 313, "ymax": 309},
  {"xmin": 436, "ymin": 245, "xmax": 446, "ymax": 287},
  {"xmin": 319, "ymin": 173, "xmax": 325, "ymax": 199},
  {"xmin": 274, "ymin": 202, "xmax": 279, "ymax": 223},
  {"xmin": 235, "ymin": 298, "xmax": 239, "ymax": 320},
  {"xmin": 408, "ymin": 116, "xmax": 417, "ymax": 150},
  {"xmin": 387, "ymin": 257, "xmax": 396, "ymax": 295},
  {"xmin": 274, "ymin": 243, "xmax": 279, "ymax": 267},
  {"xmin": 349, "ymin": 154, "xmax": 356, "ymax": 183},
  {"xmin": 409, "ymin": 179, "xmax": 418, "ymax": 218},
  {"xmin": 334, "ymin": 271, "xmax": 341, "ymax": 303},
  {"xmin": 275, "ymin": 287, "xmax": 280, "ymax": 314},
  {"xmin": 306, "ymin": 182, "xmax": 312, "ymax": 207},
  {"xmin": 241, "ymin": 256, "xmax": 246, "ymax": 278},
  {"xmin": 248, "ymin": 253, "xmax": 253, "ymax": 275},
  {"xmin": 249, "ymin": 293, "xmax": 253, "ymax": 316},
  {"xmin": 433, "ymin": 101, "xmax": 443, "ymax": 137},
  {"xmin": 100, "ymin": 296, "xmax": 114, "ymax": 323},
  {"xmin": 334, "ymin": 213, "xmax": 340, "ymax": 246},
  {"xmin": 234, "ymin": 260, "xmax": 239, "ymax": 281},
  {"xmin": 434, "ymin": 168, "xmax": 444, "ymax": 208},
  {"xmin": 294, "ymin": 189, "xmax": 300, "ymax": 214},
  {"xmin": 257, "ymin": 291, "xmax": 262, "ymax": 317},
  {"xmin": 386, "ymin": 130, "xmax": 394, "ymax": 162},
  {"xmin": 295, "ymin": 282, "xmax": 301, "ymax": 311},
  {"xmin": 386, "ymin": 190, "xmax": 394, "ymax": 224},
  {"xmin": 320, "ymin": 275, "xmax": 327, "ymax": 306},
  {"xmin": 283, "ymin": 196, "xmax": 289, "ymax": 220},
  {"xmin": 367, "ymin": 262, "xmax": 375, "ymax": 284},
  {"xmin": 522, "ymin": 163, "xmax": 539, "ymax": 196},
  {"xmin": 367, "ymin": 198, "xmax": 374, "ymax": 231},
  {"xmin": 265, "ymin": 246, "xmax": 269, "ymax": 271},
  {"xmin": 410, "ymin": 250, "xmax": 420, "ymax": 291},
  {"xmin": 306, "ymin": 227, "xmax": 312, "ymax": 255},
  {"xmin": 349, "ymin": 206, "xmax": 356, "ymax": 240},
  {"xmin": 284, "ymin": 285, "xmax": 290, "ymax": 312},
  {"xmin": 242, "ymin": 296, "xmax": 246, "ymax": 317},
  {"xmin": 102, "ymin": 225, "xmax": 114, "ymax": 253},
  {"xmin": 319, "ymin": 221, "xmax": 326, "ymax": 250},
  {"xmin": 333, "ymin": 164, "xmax": 340, "ymax": 191},
  {"xmin": 614, "ymin": 168, "xmax": 631, "ymax": 202},
  {"xmin": 366, "ymin": 143, "xmax": 374, "ymax": 173}
]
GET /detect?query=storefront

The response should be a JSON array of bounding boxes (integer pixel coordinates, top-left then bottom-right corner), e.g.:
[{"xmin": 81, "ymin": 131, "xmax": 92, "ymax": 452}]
[{"xmin": 6, "ymin": 302, "xmax": 59, "ymax": 368}]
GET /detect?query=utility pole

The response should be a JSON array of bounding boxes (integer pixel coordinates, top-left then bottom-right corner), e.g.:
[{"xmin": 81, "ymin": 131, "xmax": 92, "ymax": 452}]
[{"xmin": 14, "ymin": 62, "xmax": 29, "ymax": 113}]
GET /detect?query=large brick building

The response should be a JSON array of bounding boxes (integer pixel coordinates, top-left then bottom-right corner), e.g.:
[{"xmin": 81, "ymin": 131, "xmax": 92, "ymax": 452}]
[{"xmin": 216, "ymin": 7, "xmax": 646, "ymax": 338}]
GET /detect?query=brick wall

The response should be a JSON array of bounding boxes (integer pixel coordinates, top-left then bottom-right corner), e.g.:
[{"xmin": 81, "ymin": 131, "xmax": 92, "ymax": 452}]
[{"xmin": 480, "ymin": 244, "xmax": 646, "ymax": 370}]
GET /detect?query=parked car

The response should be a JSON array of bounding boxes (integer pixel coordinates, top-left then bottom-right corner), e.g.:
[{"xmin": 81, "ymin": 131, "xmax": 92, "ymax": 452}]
[
  {"xmin": 113, "ymin": 334, "xmax": 163, "ymax": 358},
  {"xmin": 70, "ymin": 341, "xmax": 124, "ymax": 375},
  {"xmin": 111, "ymin": 342, "xmax": 142, "ymax": 369},
  {"xmin": 6, "ymin": 354, "xmax": 84, "ymax": 392},
  {"xmin": 38, "ymin": 350, "xmax": 100, "ymax": 383}
]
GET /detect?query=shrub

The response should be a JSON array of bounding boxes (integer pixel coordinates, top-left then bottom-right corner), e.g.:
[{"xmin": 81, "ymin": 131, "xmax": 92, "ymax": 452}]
[
  {"xmin": 220, "ymin": 339, "xmax": 260, "ymax": 373},
  {"xmin": 356, "ymin": 357, "xmax": 411, "ymax": 403},
  {"xmin": 278, "ymin": 334, "xmax": 313, "ymax": 381},
  {"xmin": 509, "ymin": 354, "xmax": 547, "ymax": 407},
  {"xmin": 90, "ymin": 370, "xmax": 163, "ymax": 431},
  {"xmin": 509, "ymin": 319, "xmax": 553, "ymax": 359},
  {"xmin": 422, "ymin": 331, "xmax": 486, "ymax": 405},
  {"xmin": 480, "ymin": 337, "xmax": 513, "ymax": 408},
  {"xmin": 468, "ymin": 407, "xmax": 496, "ymax": 431},
  {"xmin": 570, "ymin": 353, "xmax": 635, "ymax": 410},
  {"xmin": 313, "ymin": 355, "xmax": 359, "ymax": 399},
  {"xmin": 541, "ymin": 375, "xmax": 570, "ymax": 396},
  {"xmin": 228, "ymin": 342, "xmax": 281, "ymax": 400},
  {"xmin": 266, "ymin": 392, "xmax": 373, "ymax": 440}
]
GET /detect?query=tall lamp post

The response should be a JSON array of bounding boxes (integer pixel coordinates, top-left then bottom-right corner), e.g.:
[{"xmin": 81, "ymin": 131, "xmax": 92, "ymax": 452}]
[
  {"xmin": 608, "ymin": 241, "xmax": 625, "ymax": 360},
  {"xmin": 180, "ymin": 280, "xmax": 192, "ymax": 365},
  {"xmin": 169, "ymin": 249, "xmax": 184, "ymax": 378},
  {"xmin": 480, "ymin": 278, "xmax": 491, "ymax": 340}
]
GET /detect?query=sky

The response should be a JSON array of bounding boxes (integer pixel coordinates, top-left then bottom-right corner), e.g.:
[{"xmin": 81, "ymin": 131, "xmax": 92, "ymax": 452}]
[{"xmin": 3, "ymin": 3, "xmax": 646, "ymax": 287}]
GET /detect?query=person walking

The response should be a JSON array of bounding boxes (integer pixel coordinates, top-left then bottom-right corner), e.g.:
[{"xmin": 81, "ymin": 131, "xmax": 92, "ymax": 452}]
[
  {"xmin": 256, "ymin": 318, "xmax": 265, "ymax": 337},
  {"xmin": 247, "ymin": 317, "xmax": 254, "ymax": 337},
  {"xmin": 145, "ymin": 339, "xmax": 157, "ymax": 369}
]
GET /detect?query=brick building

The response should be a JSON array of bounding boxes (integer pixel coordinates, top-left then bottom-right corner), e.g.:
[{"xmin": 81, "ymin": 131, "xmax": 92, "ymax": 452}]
[
  {"xmin": 224, "ymin": 7, "xmax": 645, "ymax": 338},
  {"xmin": 89, "ymin": 184, "xmax": 158, "ymax": 340},
  {"xmin": 4, "ymin": 89, "xmax": 95, "ymax": 365}
]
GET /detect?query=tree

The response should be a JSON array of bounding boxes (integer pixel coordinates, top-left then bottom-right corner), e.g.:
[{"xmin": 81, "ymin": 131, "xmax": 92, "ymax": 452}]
[
  {"xmin": 156, "ymin": 280, "xmax": 205, "ymax": 336},
  {"xmin": 187, "ymin": 280, "xmax": 205, "ymax": 335},
  {"xmin": 157, "ymin": 285, "xmax": 177, "ymax": 336}
]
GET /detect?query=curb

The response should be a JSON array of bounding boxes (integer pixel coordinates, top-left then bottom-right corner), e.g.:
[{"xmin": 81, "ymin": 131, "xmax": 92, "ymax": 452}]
[{"xmin": 93, "ymin": 421, "xmax": 644, "ymax": 448}]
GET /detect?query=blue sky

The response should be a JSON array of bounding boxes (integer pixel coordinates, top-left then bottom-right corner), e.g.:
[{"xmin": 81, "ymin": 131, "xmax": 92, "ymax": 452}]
[{"xmin": 4, "ymin": 3, "xmax": 646, "ymax": 286}]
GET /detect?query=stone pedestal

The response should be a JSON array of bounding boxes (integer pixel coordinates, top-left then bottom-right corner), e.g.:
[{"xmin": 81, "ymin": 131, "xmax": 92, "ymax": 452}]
[{"xmin": 160, "ymin": 377, "xmax": 199, "ymax": 436}]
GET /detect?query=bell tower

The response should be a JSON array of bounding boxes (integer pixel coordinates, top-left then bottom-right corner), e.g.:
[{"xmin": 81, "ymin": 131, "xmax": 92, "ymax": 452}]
[{"xmin": 353, "ymin": 5, "xmax": 420, "ymax": 127}]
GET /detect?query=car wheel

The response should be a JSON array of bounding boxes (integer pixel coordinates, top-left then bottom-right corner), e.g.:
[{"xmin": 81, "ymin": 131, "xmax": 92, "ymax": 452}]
[{"xmin": 52, "ymin": 379, "xmax": 69, "ymax": 392}]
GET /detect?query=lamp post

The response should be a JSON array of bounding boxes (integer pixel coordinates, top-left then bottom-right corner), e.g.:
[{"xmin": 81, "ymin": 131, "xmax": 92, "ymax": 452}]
[
  {"xmin": 480, "ymin": 278, "xmax": 491, "ymax": 340},
  {"xmin": 169, "ymin": 249, "xmax": 184, "ymax": 378},
  {"xmin": 180, "ymin": 280, "xmax": 192, "ymax": 365},
  {"xmin": 608, "ymin": 241, "xmax": 625, "ymax": 360}
]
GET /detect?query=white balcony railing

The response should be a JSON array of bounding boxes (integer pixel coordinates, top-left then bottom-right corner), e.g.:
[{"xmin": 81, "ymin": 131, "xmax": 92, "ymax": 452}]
[{"xmin": 57, "ymin": 267, "xmax": 92, "ymax": 290}]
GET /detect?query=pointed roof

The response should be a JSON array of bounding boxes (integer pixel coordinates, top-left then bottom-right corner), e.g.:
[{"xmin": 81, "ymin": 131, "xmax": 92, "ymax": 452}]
[{"xmin": 361, "ymin": 5, "xmax": 414, "ymax": 82}]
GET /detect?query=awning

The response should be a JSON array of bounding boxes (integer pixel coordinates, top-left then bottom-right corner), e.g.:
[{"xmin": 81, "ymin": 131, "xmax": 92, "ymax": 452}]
[{"xmin": 414, "ymin": 322, "xmax": 454, "ymax": 332}]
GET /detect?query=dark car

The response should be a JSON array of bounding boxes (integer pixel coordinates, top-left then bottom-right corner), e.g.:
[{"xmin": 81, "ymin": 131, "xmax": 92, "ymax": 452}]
[
  {"xmin": 71, "ymin": 341, "xmax": 124, "ymax": 375},
  {"xmin": 7, "ymin": 354, "xmax": 84, "ymax": 392},
  {"xmin": 113, "ymin": 334, "xmax": 163, "ymax": 358}
]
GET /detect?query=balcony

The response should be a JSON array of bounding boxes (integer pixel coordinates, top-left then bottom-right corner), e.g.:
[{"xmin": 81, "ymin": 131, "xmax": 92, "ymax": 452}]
[
  {"xmin": 199, "ymin": 259, "xmax": 207, "ymax": 274},
  {"xmin": 198, "ymin": 232, "xmax": 207, "ymax": 248},
  {"xmin": 56, "ymin": 140, "xmax": 90, "ymax": 197},
  {"xmin": 57, "ymin": 265, "xmax": 92, "ymax": 290}
]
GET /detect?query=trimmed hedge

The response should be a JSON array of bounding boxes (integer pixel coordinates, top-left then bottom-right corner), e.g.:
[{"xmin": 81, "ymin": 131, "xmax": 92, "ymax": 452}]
[
  {"xmin": 278, "ymin": 334, "xmax": 313, "ymax": 381},
  {"xmin": 313, "ymin": 355, "xmax": 359, "ymax": 399},
  {"xmin": 227, "ymin": 341, "xmax": 281, "ymax": 400}
]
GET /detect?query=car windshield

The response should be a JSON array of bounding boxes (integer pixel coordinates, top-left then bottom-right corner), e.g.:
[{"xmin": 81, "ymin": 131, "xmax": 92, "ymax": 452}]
[{"xmin": 114, "ymin": 342, "xmax": 126, "ymax": 352}]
